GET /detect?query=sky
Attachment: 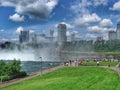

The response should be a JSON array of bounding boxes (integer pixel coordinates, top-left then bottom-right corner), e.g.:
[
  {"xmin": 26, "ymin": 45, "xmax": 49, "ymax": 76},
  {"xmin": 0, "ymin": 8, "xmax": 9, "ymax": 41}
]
[{"xmin": 0, "ymin": 0, "xmax": 120, "ymax": 41}]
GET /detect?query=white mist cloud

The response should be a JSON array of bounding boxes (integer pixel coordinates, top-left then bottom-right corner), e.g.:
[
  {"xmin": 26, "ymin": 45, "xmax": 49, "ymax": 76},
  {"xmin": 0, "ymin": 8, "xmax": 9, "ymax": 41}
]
[
  {"xmin": 9, "ymin": 13, "xmax": 24, "ymax": 22},
  {"xmin": 0, "ymin": 0, "xmax": 58, "ymax": 19}
]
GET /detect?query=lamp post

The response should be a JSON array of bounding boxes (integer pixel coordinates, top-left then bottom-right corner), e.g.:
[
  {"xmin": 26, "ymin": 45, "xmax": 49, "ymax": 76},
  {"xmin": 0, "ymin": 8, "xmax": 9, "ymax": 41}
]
[{"xmin": 39, "ymin": 57, "xmax": 42, "ymax": 75}]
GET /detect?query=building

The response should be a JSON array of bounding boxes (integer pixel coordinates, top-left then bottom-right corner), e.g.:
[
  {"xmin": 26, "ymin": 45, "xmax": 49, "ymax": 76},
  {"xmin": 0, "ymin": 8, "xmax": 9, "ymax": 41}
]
[
  {"xmin": 50, "ymin": 30, "xmax": 54, "ymax": 37},
  {"xmin": 116, "ymin": 22, "xmax": 120, "ymax": 39},
  {"xmin": 71, "ymin": 33, "xmax": 75, "ymax": 41},
  {"xmin": 19, "ymin": 31, "xmax": 29, "ymax": 43},
  {"xmin": 96, "ymin": 37, "xmax": 103, "ymax": 41},
  {"xmin": 57, "ymin": 24, "xmax": 67, "ymax": 44},
  {"xmin": 108, "ymin": 31, "xmax": 116, "ymax": 40}
]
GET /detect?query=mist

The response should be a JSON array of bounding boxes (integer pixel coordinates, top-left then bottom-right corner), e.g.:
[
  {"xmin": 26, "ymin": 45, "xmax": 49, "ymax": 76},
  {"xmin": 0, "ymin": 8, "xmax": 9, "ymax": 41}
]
[{"xmin": 0, "ymin": 46, "xmax": 60, "ymax": 61}]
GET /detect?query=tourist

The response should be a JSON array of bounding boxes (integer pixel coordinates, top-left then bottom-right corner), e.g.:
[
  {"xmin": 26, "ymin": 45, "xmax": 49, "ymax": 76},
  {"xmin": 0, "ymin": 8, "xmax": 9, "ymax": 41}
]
[
  {"xmin": 96, "ymin": 61, "xmax": 99, "ymax": 66},
  {"xmin": 74, "ymin": 60, "xmax": 78, "ymax": 66},
  {"xmin": 118, "ymin": 63, "xmax": 120, "ymax": 70},
  {"xmin": 69, "ymin": 60, "xmax": 72, "ymax": 66}
]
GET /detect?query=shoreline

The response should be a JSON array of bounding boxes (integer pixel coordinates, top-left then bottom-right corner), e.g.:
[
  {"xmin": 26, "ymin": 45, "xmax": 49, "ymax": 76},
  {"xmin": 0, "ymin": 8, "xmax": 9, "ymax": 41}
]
[{"xmin": 0, "ymin": 65, "xmax": 63, "ymax": 88}]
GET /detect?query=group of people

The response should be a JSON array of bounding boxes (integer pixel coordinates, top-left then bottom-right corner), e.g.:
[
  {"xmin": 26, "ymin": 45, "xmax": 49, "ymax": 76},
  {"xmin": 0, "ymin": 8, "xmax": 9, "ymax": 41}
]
[
  {"xmin": 63, "ymin": 59, "xmax": 84, "ymax": 66},
  {"xmin": 63, "ymin": 58, "xmax": 120, "ymax": 71}
]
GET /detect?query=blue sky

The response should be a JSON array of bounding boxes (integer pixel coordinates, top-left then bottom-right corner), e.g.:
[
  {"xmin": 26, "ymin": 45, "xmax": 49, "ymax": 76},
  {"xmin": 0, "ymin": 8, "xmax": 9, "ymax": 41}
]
[{"xmin": 0, "ymin": 0, "xmax": 120, "ymax": 41}]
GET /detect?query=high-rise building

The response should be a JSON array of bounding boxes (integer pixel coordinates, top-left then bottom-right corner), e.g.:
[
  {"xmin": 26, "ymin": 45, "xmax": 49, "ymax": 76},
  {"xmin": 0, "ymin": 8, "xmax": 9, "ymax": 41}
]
[
  {"xmin": 57, "ymin": 24, "xmax": 67, "ymax": 44},
  {"xmin": 108, "ymin": 31, "xmax": 116, "ymax": 40},
  {"xmin": 71, "ymin": 33, "xmax": 75, "ymax": 41},
  {"xmin": 116, "ymin": 22, "xmax": 120, "ymax": 39},
  {"xmin": 19, "ymin": 31, "xmax": 29, "ymax": 43},
  {"xmin": 50, "ymin": 30, "xmax": 54, "ymax": 37}
]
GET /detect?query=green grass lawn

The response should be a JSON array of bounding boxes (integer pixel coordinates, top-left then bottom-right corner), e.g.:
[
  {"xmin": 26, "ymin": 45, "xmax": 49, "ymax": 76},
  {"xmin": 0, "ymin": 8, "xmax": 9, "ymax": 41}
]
[
  {"xmin": 1, "ymin": 67, "xmax": 120, "ymax": 90},
  {"xmin": 83, "ymin": 61, "xmax": 118, "ymax": 66}
]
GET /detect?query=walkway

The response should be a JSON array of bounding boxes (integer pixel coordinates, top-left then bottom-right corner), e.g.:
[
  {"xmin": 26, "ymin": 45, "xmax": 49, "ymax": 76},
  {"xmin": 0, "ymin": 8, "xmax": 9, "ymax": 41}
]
[{"xmin": 101, "ymin": 64, "xmax": 120, "ymax": 76}]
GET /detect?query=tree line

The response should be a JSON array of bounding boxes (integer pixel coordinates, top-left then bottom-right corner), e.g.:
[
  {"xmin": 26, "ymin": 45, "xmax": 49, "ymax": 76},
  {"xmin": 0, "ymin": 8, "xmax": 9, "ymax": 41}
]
[{"xmin": 62, "ymin": 39, "xmax": 120, "ymax": 52}]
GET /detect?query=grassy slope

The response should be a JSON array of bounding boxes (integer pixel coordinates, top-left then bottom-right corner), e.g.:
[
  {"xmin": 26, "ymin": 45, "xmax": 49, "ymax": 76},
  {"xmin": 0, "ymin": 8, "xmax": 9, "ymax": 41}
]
[
  {"xmin": 83, "ymin": 62, "xmax": 118, "ymax": 66},
  {"xmin": 1, "ymin": 67, "xmax": 120, "ymax": 90}
]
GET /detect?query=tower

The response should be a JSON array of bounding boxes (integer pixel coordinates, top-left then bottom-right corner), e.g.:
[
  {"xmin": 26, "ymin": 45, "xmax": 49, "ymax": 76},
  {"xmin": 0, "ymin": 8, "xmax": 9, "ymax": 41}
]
[
  {"xmin": 19, "ymin": 31, "xmax": 29, "ymax": 43},
  {"xmin": 57, "ymin": 24, "xmax": 67, "ymax": 44},
  {"xmin": 50, "ymin": 30, "xmax": 54, "ymax": 37},
  {"xmin": 116, "ymin": 22, "xmax": 120, "ymax": 39},
  {"xmin": 108, "ymin": 31, "xmax": 116, "ymax": 40}
]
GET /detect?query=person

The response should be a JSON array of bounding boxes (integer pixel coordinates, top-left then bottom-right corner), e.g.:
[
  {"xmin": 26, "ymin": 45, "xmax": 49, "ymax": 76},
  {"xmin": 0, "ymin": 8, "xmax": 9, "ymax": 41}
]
[
  {"xmin": 69, "ymin": 60, "xmax": 72, "ymax": 66},
  {"xmin": 74, "ymin": 60, "xmax": 78, "ymax": 66},
  {"xmin": 118, "ymin": 63, "xmax": 120, "ymax": 70},
  {"xmin": 96, "ymin": 61, "xmax": 99, "ymax": 66}
]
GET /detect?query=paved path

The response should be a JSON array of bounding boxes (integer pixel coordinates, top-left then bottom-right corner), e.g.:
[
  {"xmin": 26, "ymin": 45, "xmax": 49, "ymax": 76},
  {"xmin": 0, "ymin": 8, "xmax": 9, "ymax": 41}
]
[
  {"xmin": 0, "ymin": 65, "xmax": 63, "ymax": 88},
  {"xmin": 100, "ymin": 64, "xmax": 120, "ymax": 76}
]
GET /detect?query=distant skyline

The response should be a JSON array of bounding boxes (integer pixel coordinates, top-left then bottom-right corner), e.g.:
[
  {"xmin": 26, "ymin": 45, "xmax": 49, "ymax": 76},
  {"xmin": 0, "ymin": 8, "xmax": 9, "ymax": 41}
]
[{"xmin": 0, "ymin": 0, "xmax": 120, "ymax": 41}]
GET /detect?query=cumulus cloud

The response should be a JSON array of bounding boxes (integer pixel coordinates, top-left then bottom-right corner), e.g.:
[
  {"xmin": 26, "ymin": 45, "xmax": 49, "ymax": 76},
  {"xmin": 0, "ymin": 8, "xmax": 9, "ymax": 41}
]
[
  {"xmin": 94, "ymin": 0, "xmax": 108, "ymax": 6},
  {"xmin": 0, "ymin": 0, "xmax": 58, "ymax": 19},
  {"xmin": 71, "ymin": 0, "xmax": 91, "ymax": 15},
  {"xmin": 99, "ymin": 19, "xmax": 113, "ymax": 28},
  {"xmin": 9, "ymin": 13, "xmax": 24, "ymax": 22},
  {"xmin": 74, "ymin": 13, "xmax": 101, "ymax": 27},
  {"xmin": 66, "ymin": 30, "xmax": 79, "ymax": 37},
  {"xmin": 15, "ymin": 26, "xmax": 35, "ymax": 34},
  {"xmin": 86, "ymin": 33, "xmax": 97, "ymax": 39},
  {"xmin": 15, "ymin": 26, "xmax": 24, "ymax": 34},
  {"xmin": 71, "ymin": 0, "xmax": 108, "ymax": 16},
  {"xmin": 88, "ymin": 25, "xmax": 115, "ymax": 33},
  {"xmin": 55, "ymin": 22, "xmax": 74, "ymax": 29},
  {"xmin": 110, "ymin": 1, "xmax": 120, "ymax": 11}
]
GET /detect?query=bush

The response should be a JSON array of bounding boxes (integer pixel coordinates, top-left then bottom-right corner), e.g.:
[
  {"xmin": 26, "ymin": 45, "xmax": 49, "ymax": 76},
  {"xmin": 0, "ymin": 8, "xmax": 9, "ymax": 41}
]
[
  {"xmin": 17, "ymin": 71, "xmax": 27, "ymax": 78},
  {"xmin": 0, "ymin": 60, "xmax": 27, "ymax": 82}
]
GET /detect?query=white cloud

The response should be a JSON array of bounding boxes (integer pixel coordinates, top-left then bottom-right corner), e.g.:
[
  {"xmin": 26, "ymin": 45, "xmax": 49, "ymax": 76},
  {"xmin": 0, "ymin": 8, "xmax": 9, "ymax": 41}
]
[
  {"xmin": 99, "ymin": 19, "xmax": 113, "ymax": 28},
  {"xmin": 65, "ymin": 30, "xmax": 78, "ymax": 37},
  {"xmin": 0, "ymin": 29, "xmax": 4, "ymax": 32},
  {"xmin": 0, "ymin": 38, "xmax": 8, "ymax": 42},
  {"xmin": 88, "ymin": 25, "xmax": 115, "ymax": 33},
  {"xmin": 71, "ymin": 0, "xmax": 91, "ymax": 15},
  {"xmin": 86, "ymin": 33, "xmax": 97, "ymax": 39},
  {"xmin": 88, "ymin": 26, "xmax": 102, "ymax": 32},
  {"xmin": 94, "ymin": 0, "xmax": 108, "ymax": 6},
  {"xmin": 0, "ymin": 0, "xmax": 58, "ymax": 19},
  {"xmin": 9, "ymin": 13, "xmax": 24, "ymax": 22},
  {"xmin": 75, "ymin": 13, "xmax": 101, "ymax": 27},
  {"xmin": 71, "ymin": 0, "xmax": 108, "ymax": 16},
  {"xmin": 55, "ymin": 22, "xmax": 74, "ymax": 29},
  {"xmin": 15, "ymin": 26, "xmax": 24, "ymax": 34},
  {"xmin": 15, "ymin": 26, "xmax": 35, "ymax": 34},
  {"xmin": 110, "ymin": 1, "xmax": 120, "ymax": 11},
  {"xmin": 66, "ymin": 31, "xmax": 71, "ymax": 36},
  {"xmin": 61, "ymin": 22, "xmax": 74, "ymax": 29},
  {"xmin": 29, "ymin": 30, "xmax": 35, "ymax": 34}
]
